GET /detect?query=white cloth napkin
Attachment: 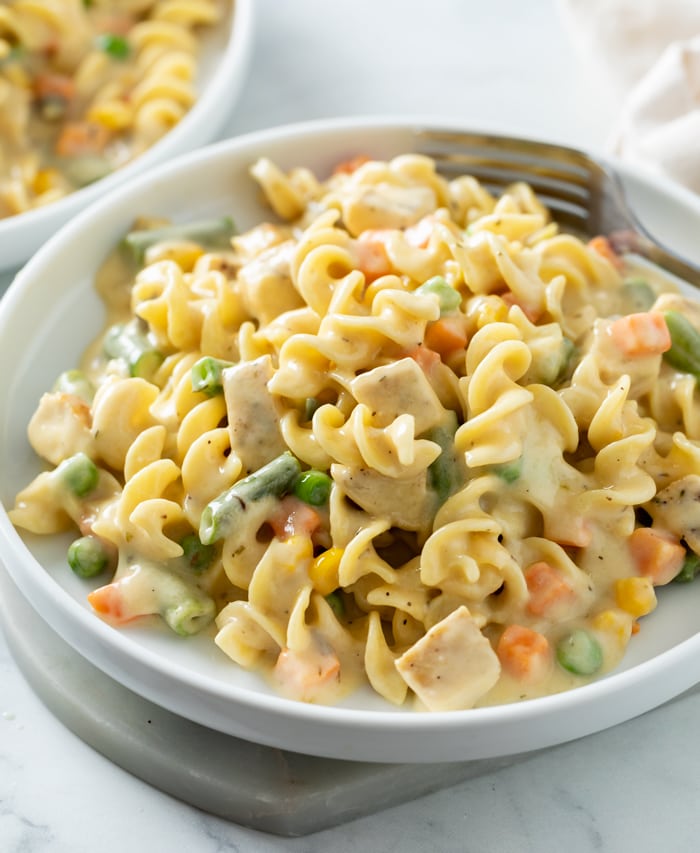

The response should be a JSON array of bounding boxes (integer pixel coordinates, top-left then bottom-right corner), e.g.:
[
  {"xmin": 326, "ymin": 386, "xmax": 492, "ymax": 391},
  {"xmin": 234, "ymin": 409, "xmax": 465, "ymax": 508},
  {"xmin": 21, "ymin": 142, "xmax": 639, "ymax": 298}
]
[{"xmin": 560, "ymin": 0, "xmax": 700, "ymax": 192}]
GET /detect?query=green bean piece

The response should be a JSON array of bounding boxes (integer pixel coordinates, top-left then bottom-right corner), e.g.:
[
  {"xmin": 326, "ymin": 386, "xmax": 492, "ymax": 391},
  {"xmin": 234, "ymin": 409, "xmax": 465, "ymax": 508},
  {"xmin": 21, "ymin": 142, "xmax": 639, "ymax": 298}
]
[
  {"xmin": 531, "ymin": 337, "xmax": 576, "ymax": 387},
  {"xmin": 199, "ymin": 451, "xmax": 302, "ymax": 545},
  {"xmin": 95, "ymin": 33, "xmax": 131, "ymax": 60},
  {"xmin": 555, "ymin": 337, "xmax": 577, "ymax": 384},
  {"xmin": 674, "ymin": 551, "xmax": 700, "ymax": 583},
  {"xmin": 53, "ymin": 369, "xmax": 94, "ymax": 402},
  {"xmin": 556, "ymin": 629, "xmax": 603, "ymax": 676},
  {"xmin": 493, "ymin": 456, "xmax": 523, "ymax": 484},
  {"xmin": 67, "ymin": 535, "xmax": 111, "ymax": 578},
  {"xmin": 162, "ymin": 596, "xmax": 216, "ymax": 637},
  {"xmin": 663, "ymin": 311, "xmax": 700, "ymax": 381},
  {"xmin": 124, "ymin": 216, "xmax": 236, "ymax": 263},
  {"xmin": 621, "ymin": 279, "xmax": 656, "ymax": 313},
  {"xmin": 103, "ymin": 321, "xmax": 164, "ymax": 380},
  {"xmin": 293, "ymin": 470, "xmax": 333, "ymax": 506},
  {"xmin": 325, "ymin": 591, "xmax": 345, "ymax": 618},
  {"xmin": 57, "ymin": 452, "xmax": 99, "ymax": 498},
  {"xmin": 416, "ymin": 276, "xmax": 461, "ymax": 315},
  {"xmin": 304, "ymin": 397, "xmax": 321, "ymax": 422},
  {"xmin": 180, "ymin": 533, "xmax": 217, "ymax": 573},
  {"xmin": 426, "ymin": 411, "xmax": 460, "ymax": 505},
  {"xmin": 191, "ymin": 356, "xmax": 233, "ymax": 396}
]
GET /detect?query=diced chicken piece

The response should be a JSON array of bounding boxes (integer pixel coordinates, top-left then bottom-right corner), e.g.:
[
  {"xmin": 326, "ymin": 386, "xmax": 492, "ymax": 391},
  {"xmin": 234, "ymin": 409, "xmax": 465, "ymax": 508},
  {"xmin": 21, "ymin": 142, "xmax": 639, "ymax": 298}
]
[
  {"xmin": 395, "ymin": 606, "xmax": 501, "ymax": 710},
  {"xmin": 223, "ymin": 356, "xmax": 286, "ymax": 474},
  {"xmin": 10, "ymin": 472, "xmax": 73, "ymax": 534},
  {"xmin": 27, "ymin": 392, "xmax": 93, "ymax": 466},
  {"xmin": 232, "ymin": 222, "xmax": 292, "ymax": 262},
  {"xmin": 351, "ymin": 357, "xmax": 446, "ymax": 435},
  {"xmin": 272, "ymin": 645, "xmax": 341, "ymax": 703},
  {"xmin": 237, "ymin": 239, "xmax": 305, "ymax": 325},
  {"xmin": 331, "ymin": 463, "xmax": 433, "ymax": 532},
  {"xmin": 342, "ymin": 184, "xmax": 437, "ymax": 236},
  {"xmin": 648, "ymin": 474, "xmax": 700, "ymax": 554}
]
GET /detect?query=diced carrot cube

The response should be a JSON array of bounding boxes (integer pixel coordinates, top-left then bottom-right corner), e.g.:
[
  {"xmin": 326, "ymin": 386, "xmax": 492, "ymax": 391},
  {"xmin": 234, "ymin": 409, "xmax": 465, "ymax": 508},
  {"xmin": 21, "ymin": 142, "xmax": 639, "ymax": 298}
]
[
  {"xmin": 34, "ymin": 72, "xmax": 75, "ymax": 103},
  {"xmin": 407, "ymin": 343, "xmax": 441, "ymax": 373},
  {"xmin": 268, "ymin": 495, "xmax": 321, "ymax": 540},
  {"xmin": 588, "ymin": 235, "xmax": 624, "ymax": 271},
  {"xmin": 496, "ymin": 624, "xmax": 551, "ymax": 681},
  {"xmin": 88, "ymin": 583, "xmax": 124, "ymax": 619},
  {"xmin": 424, "ymin": 316, "xmax": 468, "ymax": 357},
  {"xmin": 333, "ymin": 154, "xmax": 371, "ymax": 175},
  {"xmin": 55, "ymin": 122, "xmax": 111, "ymax": 157},
  {"xmin": 523, "ymin": 561, "xmax": 576, "ymax": 617},
  {"xmin": 355, "ymin": 229, "xmax": 394, "ymax": 281},
  {"xmin": 609, "ymin": 312, "xmax": 671, "ymax": 357},
  {"xmin": 628, "ymin": 527, "xmax": 685, "ymax": 586}
]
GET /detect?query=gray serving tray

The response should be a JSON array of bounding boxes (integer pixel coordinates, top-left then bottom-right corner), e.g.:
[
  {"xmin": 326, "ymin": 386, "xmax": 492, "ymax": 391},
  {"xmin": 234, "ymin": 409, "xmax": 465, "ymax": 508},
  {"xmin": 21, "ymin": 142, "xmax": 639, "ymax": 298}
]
[{"xmin": 0, "ymin": 564, "xmax": 536, "ymax": 836}]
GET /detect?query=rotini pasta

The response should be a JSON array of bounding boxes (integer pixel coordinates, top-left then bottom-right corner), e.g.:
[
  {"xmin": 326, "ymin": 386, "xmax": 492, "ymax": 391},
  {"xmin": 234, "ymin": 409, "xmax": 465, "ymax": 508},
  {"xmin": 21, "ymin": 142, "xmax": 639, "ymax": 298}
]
[
  {"xmin": 11, "ymin": 151, "xmax": 700, "ymax": 712},
  {"xmin": 0, "ymin": 0, "xmax": 225, "ymax": 219}
]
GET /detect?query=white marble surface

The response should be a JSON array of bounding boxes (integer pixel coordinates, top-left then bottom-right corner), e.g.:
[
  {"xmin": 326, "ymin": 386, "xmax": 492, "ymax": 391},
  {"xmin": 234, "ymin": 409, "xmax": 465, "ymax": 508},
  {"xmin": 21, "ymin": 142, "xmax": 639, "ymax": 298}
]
[{"xmin": 3, "ymin": 1, "xmax": 700, "ymax": 850}]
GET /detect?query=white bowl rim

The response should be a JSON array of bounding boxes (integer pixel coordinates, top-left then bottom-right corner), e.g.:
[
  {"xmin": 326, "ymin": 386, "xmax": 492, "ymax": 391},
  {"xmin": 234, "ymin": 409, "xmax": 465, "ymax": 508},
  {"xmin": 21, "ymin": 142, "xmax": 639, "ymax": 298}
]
[{"xmin": 3, "ymin": 114, "xmax": 700, "ymax": 760}]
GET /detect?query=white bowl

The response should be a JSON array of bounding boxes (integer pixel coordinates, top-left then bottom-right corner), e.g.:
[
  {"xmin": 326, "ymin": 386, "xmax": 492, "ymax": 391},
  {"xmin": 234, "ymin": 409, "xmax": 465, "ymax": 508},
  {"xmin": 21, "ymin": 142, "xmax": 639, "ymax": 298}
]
[
  {"xmin": 3, "ymin": 118, "xmax": 700, "ymax": 764},
  {"xmin": 0, "ymin": 0, "xmax": 254, "ymax": 273}
]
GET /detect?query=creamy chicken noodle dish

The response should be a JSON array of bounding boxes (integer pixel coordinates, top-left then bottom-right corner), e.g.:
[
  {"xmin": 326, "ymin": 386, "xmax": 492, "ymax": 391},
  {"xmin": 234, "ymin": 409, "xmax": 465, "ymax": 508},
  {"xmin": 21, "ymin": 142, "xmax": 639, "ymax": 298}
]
[{"xmin": 11, "ymin": 152, "xmax": 700, "ymax": 710}]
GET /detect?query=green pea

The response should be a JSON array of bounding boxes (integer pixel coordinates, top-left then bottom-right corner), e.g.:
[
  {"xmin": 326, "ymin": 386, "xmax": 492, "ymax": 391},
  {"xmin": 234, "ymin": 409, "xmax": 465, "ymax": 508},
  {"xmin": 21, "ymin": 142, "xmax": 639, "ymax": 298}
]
[
  {"xmin": 293, "ymin": 470, "xmax": 333, "ymax": 506},
  {"xmin": 67, "ymin": 535, "xmax": 111, "ymax": 578},
  {"xmin": 621, "ymin": 279, "xmax": 656, "ymax": 313},
  {"xmin": 416, "ymin": 276, "xmax": 461, "ymax": 315},
  {"xmin": 162, "ymin": 597, "xmax": 215, "ymax": 637},
  {"xmin": 96, "ymin": 33, "xmax": 131, "ymax": 60},
  {"xmin": 57, "ymin": 453, "xmax": 99, "ymax": 498},
  {"xmin": 556, "ymin": 629, "xmax": 603, "ymax": 676}
]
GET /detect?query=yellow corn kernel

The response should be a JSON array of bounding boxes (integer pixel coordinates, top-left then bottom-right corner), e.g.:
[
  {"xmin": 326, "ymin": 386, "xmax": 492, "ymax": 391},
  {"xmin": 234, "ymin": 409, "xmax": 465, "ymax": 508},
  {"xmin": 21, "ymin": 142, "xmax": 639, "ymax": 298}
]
[
  {"xmin": 88, "ymin": 101, "xmax": 133, "ymax": 131},
  {"xmin": 144, "ymin": 239, "xmax": 204, "ymax": 271},
  {"xmin": 591, "ymin": 608, "xmax": 634, "ymax": 647},
  {"xmin": 615, "ymin": 576, "xmax": 657, "ymax": 618},
  {"xmin": 33, "ymin": 168, "xmax": 60, "ymax": 195},
  {"xmin": 309, "ymin": 547, "xmax": 344, "ymax": 596}
]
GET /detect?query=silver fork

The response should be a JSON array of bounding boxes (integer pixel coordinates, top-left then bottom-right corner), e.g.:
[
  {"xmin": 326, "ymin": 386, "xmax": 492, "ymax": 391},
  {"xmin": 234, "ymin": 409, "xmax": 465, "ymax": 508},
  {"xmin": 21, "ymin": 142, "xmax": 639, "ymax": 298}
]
[{"xmin": 418, "ymin": 128, "xmax": 700, "ymax": 287}]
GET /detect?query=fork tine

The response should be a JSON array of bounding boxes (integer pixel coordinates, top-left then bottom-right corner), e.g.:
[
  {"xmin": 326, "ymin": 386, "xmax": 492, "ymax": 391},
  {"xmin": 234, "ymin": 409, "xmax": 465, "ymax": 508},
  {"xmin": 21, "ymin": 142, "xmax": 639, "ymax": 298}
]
[
  {"xmin": 420, "ymin": 130, "xmax": 595, "ymax": 231},
  {"xmin": 431, "ymin": 157, "xmax": 590, "ymax": 206},
  {"xmin": 425, "ymin": 154, "xmax": 591, "ymax": 234},
  {"xmin": 419, "ymin": 128, "xmax": 594, "ymax": 173},
  {"xmin": 416, "ymin": 127, "xmax": 700, "ymax": 286}
]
